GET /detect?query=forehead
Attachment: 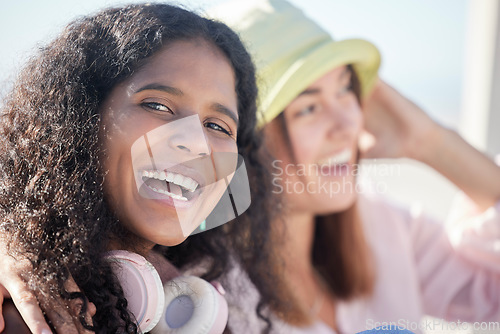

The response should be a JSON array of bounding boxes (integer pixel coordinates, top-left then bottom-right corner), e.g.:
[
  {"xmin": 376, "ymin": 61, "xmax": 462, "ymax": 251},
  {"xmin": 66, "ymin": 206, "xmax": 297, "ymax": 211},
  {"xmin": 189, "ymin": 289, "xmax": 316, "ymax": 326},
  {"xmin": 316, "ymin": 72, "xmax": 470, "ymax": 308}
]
[{"xmin": 125, "ymin": 38, "xmax": 236, "ymax": 94}]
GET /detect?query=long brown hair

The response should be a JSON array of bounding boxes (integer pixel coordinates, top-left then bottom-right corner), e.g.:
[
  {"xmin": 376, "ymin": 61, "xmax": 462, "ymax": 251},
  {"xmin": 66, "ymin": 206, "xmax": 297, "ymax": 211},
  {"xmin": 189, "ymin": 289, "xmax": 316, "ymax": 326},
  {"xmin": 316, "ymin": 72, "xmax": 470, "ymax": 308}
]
[{"xmin": 266, "ymin": 65, "xmax": 374, "ymax": 325}]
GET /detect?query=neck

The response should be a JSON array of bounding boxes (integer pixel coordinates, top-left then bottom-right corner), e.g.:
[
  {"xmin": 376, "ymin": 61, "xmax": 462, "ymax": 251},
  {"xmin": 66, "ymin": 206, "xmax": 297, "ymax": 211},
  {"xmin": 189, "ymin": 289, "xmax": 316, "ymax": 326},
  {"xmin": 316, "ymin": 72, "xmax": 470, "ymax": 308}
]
[
  {"xmin": 279, "ymin": 208, "xmax": 316, "ymax": 275},
  {"xmin": 275, "ymin": 209, "xmax": 339, "ymax": 329},
  {"xmin": 108, "ymin": 234, "xmax": 155, "ymax": 257}
]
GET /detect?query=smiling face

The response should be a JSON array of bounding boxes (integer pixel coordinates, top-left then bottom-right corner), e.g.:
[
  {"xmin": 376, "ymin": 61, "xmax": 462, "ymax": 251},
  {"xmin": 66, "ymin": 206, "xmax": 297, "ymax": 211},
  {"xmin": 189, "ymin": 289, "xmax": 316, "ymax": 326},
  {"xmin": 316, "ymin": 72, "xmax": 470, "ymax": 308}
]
[
  {"xmin": 267, "ymin": 66, "xmax": 362, "ymax": 214},
  {"xmin": 100, "ymin": 39, "xmax": 239, "ymax": 249}
]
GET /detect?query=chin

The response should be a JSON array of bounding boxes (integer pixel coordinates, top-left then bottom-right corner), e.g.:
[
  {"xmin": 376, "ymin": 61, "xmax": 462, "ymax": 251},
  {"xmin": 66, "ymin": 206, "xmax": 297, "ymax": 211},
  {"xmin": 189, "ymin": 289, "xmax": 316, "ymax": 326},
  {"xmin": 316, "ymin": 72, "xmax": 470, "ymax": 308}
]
[
  {"xmin": 152, "ymin": 232, "xmax": 188, "ymax": 247},
  {"xmin": 134, "ymin": 220, "xmax": 189, "ymax": 247},
  {"xmin": 314, "ymin": 192, "xmax": 357, "ymax": 215}
]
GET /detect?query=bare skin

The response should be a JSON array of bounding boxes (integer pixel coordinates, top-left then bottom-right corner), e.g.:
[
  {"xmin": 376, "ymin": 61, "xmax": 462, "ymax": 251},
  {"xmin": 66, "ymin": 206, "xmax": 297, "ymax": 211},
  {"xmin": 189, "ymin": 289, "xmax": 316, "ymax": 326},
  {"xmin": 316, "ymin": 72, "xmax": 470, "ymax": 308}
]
[
  {"xmin": 0, "ymin": 243, "xmax": 95, "ymax": 334},
  {"xmin": 270, "ymin": 72, "xmax": 500, "ymax": 329},
  {"xmin": 0, "ymin": 249, "xmax": 176, "ymax": 334},
  {"xmin": 362, "ymin": 80, "xmax": 500, "ymax": 210}
]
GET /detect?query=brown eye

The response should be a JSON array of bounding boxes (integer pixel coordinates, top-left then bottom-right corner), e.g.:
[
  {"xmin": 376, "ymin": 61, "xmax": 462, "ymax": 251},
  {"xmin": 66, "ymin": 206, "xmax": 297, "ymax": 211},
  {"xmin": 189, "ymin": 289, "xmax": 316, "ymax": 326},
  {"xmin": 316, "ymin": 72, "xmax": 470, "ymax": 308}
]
[
  {"xmin": 205, "ymin": 121, "xmax": 232, "ymax": 136},
  {"xmin": 141, "ymin": 102, "xmax": 173, "ymax": 114},
  {"xmin": 295, "ymin": 105, "xmax": 315, "ymax": 118}
]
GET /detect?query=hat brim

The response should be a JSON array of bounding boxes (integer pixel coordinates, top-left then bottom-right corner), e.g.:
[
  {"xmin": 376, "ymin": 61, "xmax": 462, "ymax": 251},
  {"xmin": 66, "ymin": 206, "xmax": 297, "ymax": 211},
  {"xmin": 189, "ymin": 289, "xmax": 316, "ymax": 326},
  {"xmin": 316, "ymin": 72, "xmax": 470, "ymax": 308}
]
[{"xmin": 258, "ymin": 38, "xmax": 381, "ymax": 127}]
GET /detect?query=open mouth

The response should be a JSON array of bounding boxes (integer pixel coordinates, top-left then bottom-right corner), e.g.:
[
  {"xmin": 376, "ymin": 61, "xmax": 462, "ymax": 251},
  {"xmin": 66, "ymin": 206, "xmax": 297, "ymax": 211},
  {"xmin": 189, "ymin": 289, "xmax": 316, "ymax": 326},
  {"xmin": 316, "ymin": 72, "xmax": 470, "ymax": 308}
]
[
  {"xmin": 317, "ymin": 148, "xmax": 353, "ymax": 167},
  {"xmin": 141, "ymin": 170, "xmax": 200, "ymax": 201}
]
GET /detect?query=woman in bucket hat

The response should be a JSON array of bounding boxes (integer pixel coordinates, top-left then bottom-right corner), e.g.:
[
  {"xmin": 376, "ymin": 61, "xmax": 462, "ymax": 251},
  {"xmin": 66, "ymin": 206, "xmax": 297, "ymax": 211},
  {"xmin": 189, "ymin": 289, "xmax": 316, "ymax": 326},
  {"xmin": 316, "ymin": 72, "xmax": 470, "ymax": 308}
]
[{"xmin": 205, "ymin": 0, "xmax": 500, "ymax": 333}]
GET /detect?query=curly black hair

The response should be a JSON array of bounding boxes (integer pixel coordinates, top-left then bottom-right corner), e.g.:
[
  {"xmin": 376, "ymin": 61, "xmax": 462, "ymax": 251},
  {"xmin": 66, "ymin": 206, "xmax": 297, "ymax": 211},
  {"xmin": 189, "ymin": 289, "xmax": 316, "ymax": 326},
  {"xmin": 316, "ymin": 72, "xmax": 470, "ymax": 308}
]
[{"xmin": 0, "ymin": 3, "xmax": 281, "ymax": 333}]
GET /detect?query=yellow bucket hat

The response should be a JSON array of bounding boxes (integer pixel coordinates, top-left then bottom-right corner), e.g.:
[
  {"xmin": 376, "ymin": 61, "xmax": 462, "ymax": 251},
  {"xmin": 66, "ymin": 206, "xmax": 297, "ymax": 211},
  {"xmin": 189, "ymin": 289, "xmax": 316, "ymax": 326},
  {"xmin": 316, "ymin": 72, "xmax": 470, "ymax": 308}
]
[{"xmin": 208, "ymin": 0, "xmax": 381, "ymax": 127}]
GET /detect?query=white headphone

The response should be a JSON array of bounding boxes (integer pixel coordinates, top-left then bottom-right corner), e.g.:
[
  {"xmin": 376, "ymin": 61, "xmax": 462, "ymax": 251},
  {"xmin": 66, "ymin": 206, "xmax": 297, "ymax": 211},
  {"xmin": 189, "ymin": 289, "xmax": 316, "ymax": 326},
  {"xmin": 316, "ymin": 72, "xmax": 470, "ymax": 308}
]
[{"xmin": 105, "ymin": 250, "xmax": 228, "ymax": 333}]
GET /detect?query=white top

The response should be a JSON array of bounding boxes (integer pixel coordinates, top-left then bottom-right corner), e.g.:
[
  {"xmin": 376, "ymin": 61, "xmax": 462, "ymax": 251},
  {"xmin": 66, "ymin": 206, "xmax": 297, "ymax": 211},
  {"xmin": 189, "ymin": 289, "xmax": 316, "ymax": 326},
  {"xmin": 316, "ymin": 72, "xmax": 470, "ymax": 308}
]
[{"xmin": 214, "ymin": 192, "xmax": 500, "ymax": 334}]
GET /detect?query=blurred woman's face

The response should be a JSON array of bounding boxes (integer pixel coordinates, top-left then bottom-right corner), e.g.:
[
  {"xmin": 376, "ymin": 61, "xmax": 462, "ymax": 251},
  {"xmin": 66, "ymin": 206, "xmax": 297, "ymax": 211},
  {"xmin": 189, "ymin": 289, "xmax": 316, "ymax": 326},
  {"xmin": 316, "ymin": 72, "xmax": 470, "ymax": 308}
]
[
  {"xmin": 100, "ymin": 39, "xmax": 239, "ymax": 249},
  {"xmin": 267, "ymin": 66, "xmax": 362, "ymax": 214}
]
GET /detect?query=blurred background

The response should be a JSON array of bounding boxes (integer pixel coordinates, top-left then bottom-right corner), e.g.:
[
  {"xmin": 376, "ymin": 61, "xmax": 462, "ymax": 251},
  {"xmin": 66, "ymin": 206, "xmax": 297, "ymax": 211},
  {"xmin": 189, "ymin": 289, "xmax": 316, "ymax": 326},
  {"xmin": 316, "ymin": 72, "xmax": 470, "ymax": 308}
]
[{"xmin": 1, "ymin": 0, "xmax": 499, "ymax": 333}]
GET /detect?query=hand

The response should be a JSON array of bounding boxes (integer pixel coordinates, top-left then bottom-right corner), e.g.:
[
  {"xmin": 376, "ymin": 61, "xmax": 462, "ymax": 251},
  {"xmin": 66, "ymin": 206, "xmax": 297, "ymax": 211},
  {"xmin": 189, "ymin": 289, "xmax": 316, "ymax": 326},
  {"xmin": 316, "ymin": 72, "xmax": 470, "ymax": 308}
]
[
  {"xmin": 359, "ymin": 79, "xmax": 440, "ymax": 161},
  {"xmin": 0, "ymin": 251, "xmax": 52, "ymax": 334},
  {"xmin": 360, "ymin": 80, "xmax": 500, "ymax": 209},
  {"xmin": 0, "ymin": 239, "xmax": 96, "ymax": 334}
]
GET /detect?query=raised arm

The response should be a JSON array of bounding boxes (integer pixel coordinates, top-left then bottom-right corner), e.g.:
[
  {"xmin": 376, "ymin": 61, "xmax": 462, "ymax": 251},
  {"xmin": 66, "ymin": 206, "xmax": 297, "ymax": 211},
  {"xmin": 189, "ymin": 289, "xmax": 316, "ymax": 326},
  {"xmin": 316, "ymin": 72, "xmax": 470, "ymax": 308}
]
[{"xmin": 361, "ymin": 80, "xmax": 500, "ymax": 210}]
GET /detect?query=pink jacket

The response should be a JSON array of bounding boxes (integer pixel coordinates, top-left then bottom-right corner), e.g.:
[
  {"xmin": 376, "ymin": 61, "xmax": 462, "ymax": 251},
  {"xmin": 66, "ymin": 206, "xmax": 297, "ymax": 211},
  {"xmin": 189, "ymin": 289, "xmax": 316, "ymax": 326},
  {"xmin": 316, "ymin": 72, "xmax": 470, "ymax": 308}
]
[{"xmin": 219, "ymin": 193, "xmax": 500, "ymax": 334}]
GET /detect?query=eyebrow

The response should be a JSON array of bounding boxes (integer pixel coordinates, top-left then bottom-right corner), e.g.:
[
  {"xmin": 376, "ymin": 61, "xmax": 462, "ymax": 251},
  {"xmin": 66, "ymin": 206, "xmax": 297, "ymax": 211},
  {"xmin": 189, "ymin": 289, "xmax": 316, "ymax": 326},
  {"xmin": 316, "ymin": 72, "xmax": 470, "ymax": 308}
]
[
  {"xmin": 134, "ymin": 83, "xmax": 238, "ymax": 126},
  {"xmin": 298, "ymin": 88, "xmax": 321, "ymax": 96},
  {"xmin": 134, "ymin": 83, "xmax": 184, "ymax": 96},
  {"xmin": 212, "ymin": 102, "xmax": 239, "ymax": 126}
]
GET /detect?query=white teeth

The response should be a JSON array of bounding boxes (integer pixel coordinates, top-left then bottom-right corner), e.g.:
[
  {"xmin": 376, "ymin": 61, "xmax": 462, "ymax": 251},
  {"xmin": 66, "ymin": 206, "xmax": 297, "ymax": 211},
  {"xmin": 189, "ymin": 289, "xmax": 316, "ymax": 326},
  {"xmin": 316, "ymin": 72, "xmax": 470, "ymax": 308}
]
[
  {"xmin": 317, "ymin": 149, "xmax": 352, "ymax": 166},
  {"xmin": 187, "ymin": 178, "xmax": 196, "ymax": 190},
  {"xmin": 141, "ymin": 169, "xmax": 199, "ymax": 193},
  {"xmin": 148, "ymin": 186, "xmax": 188, "ymax": 201},
  {"xmin": 165, "ymin": 173, "xmax": 174, "ymax": 183},
  {"xmin": 173, "ymin": 174, "xmax": 183, "ymax": 185}
]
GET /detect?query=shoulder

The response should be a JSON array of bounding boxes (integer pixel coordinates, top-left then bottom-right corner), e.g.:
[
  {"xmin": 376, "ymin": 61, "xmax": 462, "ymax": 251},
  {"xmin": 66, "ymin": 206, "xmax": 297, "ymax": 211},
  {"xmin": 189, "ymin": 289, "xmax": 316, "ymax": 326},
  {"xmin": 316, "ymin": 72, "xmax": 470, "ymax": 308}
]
[{"xmin": 357, "ymin": 192, "xmax": 417, "ymax": 231}]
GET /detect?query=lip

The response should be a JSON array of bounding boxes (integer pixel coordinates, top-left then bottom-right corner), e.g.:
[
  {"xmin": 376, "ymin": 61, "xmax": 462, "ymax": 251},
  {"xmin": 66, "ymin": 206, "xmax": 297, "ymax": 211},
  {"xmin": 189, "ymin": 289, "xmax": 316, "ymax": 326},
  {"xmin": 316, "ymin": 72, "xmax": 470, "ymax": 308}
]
[
  {"xmin": 138, "ymin": 182, "xmax": 202, "ymax": 210},
  {"xmin": 137, "ymin": 163, "xmax": 208, "ymax": 189},
  {"xmin": 135, "ymin": 161, "xmax": 213, "ymax": 207},
  {"xmin": 317, "ymin": 148, "xmax": 353, "ymax": 166},
  {"xmin": 319, "ymin": 163, "xmax": 352, "ymax": 176}
]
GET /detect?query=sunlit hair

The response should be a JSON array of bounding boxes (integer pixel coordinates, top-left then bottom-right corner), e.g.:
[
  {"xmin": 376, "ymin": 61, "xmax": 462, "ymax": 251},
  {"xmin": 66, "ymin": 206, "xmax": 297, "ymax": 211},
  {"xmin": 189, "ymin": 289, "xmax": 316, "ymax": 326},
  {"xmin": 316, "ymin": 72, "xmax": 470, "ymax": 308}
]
[{"xmin": 0, "ymin": 3, "xmax": 280, "ymax": 332}]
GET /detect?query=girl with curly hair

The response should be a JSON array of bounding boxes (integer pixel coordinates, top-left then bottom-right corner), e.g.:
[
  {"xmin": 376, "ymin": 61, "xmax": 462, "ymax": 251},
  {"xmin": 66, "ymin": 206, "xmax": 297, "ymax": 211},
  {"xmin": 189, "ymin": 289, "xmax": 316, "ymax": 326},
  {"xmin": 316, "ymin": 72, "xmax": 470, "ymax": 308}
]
[{"xmin": 0, "ymin": 3, "xmax": 281, "ymax": 333}]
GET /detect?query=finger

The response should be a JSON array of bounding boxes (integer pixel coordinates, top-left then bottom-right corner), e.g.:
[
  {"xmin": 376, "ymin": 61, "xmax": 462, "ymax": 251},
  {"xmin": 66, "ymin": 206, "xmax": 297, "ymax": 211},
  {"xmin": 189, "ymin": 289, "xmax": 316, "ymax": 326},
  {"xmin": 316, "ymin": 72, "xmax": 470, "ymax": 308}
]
[
  {"xmin": 41, "ymin": 276, "xmax": 95, "ymax": 334},
  {"xmin": 0, "ymin": 253, "xmax": 51, "ymax": 334},
  {"xmin": 39, "ymin": 291, "xmax": 94, "ymax": 334},
  {"xmin": 63, "ymin": 276, "xmax": 96, "ymax": 332},
  {"xmin": 7, "ymin": 281, "xmax": 52, "ymax": 334},
  {"xmin": 42, "ymin": 302, "xmax": 79, "ymax": 334},
  {"xmin": 23, "ymin": 272, "xmax": 95, "ymax": 334},
  {"xmin": 358, "ymin": 131, "xmax": 377, "ymax": 158},
  {"xmin": 27, "ymin": 275, "xmax": 94, "ymax": 334},
  {"xmin": 39, "ymin": 297, "xmax": 92, "ymax": 334}
]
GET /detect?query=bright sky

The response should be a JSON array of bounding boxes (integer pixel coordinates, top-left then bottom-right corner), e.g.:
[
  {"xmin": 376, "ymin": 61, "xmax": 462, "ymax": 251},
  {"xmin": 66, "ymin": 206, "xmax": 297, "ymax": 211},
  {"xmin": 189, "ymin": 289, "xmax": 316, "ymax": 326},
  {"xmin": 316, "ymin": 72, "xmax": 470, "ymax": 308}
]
[{"xmin": 0, "ymin": 0, "xmax": 467, "ymax": 127}]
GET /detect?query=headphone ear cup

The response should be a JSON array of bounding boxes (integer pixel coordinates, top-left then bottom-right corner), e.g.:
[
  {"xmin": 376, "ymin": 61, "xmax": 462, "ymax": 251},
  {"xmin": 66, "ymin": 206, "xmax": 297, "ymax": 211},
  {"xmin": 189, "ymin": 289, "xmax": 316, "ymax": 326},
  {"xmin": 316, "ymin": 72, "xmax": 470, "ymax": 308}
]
[
  {"xmin": 151, "ymin": 275, "xmax": 229, "ymax": 334},
  {"xmin": 105, "ymin": 250, "xmax": 165, "ymax": 333}
]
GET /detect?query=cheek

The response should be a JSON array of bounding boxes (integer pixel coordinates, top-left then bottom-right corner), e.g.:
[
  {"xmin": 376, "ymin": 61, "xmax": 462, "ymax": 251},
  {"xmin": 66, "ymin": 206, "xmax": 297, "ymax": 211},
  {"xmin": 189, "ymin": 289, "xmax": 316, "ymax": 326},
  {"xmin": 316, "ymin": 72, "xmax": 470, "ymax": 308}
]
[
  {"xmin": 355, "ymin": 108, "xmax": 363, "ymax": 129},
  {"xmin": 208, "ymin": 135, "xmax": 238, "ymax": 157},
  {"xmin": 221, "ymin": 137, "xmax": 238, "ymax": 153},
  {"xmin": 288, "ymin": 124, "xmax": 323, "ymax": 164},
  {"xmin": 106, "ymin": 112, "xmax": 169, "ymax": 158},
  {"xmin": 347, "ymin": 100, "xmax": 363, "ymax": 132}
]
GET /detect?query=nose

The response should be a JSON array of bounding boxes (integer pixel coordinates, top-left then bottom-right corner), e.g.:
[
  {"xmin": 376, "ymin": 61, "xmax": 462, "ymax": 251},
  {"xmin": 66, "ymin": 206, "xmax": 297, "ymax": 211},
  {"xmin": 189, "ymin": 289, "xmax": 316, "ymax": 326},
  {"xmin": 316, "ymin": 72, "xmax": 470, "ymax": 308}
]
[
  {"xmin": 324, "ymin": 98, "xmax": 359, "ymax": 137},
  {"xmin": 175, "ymin": 144, "xmax": 208, "ymax": 156},
  {"xmin": 168, "ymin": 117, "xmax": 211, "ymax": 156}
]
